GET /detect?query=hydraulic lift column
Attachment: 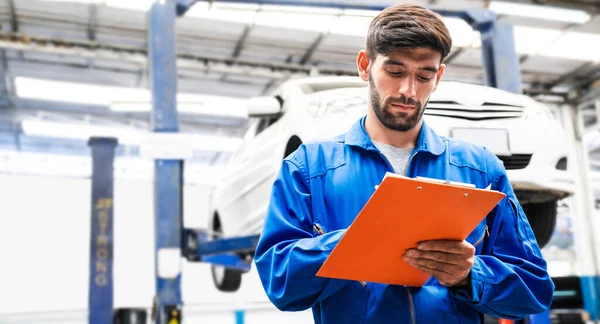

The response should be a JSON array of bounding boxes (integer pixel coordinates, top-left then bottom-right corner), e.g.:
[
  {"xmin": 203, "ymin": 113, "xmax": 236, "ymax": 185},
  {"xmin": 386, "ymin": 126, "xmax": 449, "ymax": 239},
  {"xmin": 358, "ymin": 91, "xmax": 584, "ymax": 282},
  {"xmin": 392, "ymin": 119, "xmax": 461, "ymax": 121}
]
[
  {"xmin": 88, "ymin": 137, "xmax": 118, "ymax": 324},
  {"xmin": 148, "ymin": 1, "xmax": 184, "ymax": 323}
]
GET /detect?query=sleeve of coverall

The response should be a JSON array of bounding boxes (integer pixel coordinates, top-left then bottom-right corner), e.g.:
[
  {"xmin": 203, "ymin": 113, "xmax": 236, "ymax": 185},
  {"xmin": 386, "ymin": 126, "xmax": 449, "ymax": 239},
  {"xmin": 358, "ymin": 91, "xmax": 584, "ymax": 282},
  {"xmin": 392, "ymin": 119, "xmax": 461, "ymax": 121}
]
[
  {"xmin": 450, "ymin": 148, "xmax": 555, "ymax": 319},
  {"xmin": 254, "ymin": 156, "xmax": 350, "ymax": 311}
]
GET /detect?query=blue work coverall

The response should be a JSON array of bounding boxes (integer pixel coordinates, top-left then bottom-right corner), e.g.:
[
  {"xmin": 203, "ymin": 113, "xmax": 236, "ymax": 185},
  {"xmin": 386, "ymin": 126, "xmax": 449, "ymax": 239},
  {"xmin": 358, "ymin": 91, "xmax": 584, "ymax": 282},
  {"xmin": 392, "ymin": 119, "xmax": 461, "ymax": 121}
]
[{"xmin": 254, "ymin": 116, "xmax": 554, "ymax": 323}]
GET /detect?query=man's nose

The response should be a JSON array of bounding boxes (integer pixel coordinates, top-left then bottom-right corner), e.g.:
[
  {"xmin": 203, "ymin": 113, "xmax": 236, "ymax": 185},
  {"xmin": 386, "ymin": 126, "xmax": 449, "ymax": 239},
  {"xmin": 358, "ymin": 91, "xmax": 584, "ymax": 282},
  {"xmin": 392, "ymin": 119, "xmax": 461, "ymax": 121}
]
[{"xmin": 398, "ymin": 76, "xmax": 417, "ymax": 99}]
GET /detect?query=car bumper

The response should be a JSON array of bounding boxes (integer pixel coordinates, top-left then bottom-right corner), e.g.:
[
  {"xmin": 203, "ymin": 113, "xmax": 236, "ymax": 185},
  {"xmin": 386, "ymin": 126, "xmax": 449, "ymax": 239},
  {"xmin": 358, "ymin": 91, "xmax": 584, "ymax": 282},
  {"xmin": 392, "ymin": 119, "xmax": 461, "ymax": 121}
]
[{"xmin": 508, "ymin": 168, "xmax": 574, "ymax": 198}]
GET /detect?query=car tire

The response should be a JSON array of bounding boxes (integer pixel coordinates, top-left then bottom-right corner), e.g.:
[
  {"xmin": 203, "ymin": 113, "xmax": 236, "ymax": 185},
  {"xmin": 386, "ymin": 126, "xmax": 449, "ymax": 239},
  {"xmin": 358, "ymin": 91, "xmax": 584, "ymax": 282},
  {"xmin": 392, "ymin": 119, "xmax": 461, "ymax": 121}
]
[
  {"xmin": 211, "ymin": 263, "xmax": 243, "ymax": 292},
  {"xmin": 522, "ymin": 200, "xmax": 558, "ymax": 248},
  {"xmin": 210, "ymin": 214, "xmax": 243, "ymax": 292}
]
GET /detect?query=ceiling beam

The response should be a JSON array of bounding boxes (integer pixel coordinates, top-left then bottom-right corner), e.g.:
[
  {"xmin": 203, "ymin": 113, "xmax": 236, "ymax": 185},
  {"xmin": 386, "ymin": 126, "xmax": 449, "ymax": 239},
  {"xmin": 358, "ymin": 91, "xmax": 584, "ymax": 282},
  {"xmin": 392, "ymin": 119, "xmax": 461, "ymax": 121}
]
[
  {"xmin": 299, "ymin": 33, "xmax": 325, "ymax": 65},
  {"xmin": 261, "ymin": 78, "xmax": 277, "ymax": 95},
  {"xmin": 231, "ymin": 25, "xmax": 253, "ymax": 59},
  {"xmin": 544, "ymin": 62, "xmax": 596, "ymax": 90},
  {"xmin": 7, "ymin": 0, "xmax": 18, "ymax": 33},
  {"xmin": 87, "ymin": 4, "xmax": 98, "ymax": 42}
]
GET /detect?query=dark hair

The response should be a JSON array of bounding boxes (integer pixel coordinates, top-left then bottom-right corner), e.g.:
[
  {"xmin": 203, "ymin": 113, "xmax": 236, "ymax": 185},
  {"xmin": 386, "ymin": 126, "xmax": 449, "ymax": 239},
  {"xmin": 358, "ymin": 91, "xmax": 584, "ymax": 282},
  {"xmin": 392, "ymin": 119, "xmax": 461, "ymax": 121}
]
[{"xmin": 366, "ymin": 4, "xmax": 452, "ymax": 62}]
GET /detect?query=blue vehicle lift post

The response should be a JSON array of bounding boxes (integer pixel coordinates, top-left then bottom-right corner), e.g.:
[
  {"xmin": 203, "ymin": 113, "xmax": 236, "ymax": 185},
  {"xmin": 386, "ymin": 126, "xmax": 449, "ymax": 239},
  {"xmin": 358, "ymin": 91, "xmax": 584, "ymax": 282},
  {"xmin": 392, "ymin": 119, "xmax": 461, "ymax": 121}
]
[
  {"xmin": 88, "ymin": 137, "xmax": 117, "ymax": 324},
  {"xmin": 148, "ymin": 1, "xmax": 184, "ymax": 323},
  {"xmin": 140, "ymin": 0, "xmax": 597, "ymax": 322}
]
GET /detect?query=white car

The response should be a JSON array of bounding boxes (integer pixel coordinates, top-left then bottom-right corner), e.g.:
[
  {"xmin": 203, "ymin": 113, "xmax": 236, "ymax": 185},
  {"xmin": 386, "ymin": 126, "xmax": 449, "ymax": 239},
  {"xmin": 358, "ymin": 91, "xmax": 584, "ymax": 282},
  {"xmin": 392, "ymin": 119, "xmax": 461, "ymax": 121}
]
[{"xmin": 208, "ymin": 76, "xmax": 575, "ymax": 292}]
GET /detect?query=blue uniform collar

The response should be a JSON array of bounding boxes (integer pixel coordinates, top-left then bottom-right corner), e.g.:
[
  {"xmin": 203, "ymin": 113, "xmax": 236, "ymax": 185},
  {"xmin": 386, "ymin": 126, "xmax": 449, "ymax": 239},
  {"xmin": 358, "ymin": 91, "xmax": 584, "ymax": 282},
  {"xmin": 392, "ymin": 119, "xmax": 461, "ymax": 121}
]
[{"xmin": 344, "ymin": 115, "xmax": 445, "ymax": 156}]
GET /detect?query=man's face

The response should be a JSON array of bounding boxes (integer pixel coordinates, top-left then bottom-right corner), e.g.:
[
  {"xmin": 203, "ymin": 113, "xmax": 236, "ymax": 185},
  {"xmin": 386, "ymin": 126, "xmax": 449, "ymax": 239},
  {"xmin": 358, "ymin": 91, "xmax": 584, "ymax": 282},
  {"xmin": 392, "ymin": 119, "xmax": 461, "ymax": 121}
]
[{"xmin": 359, "ymin": 47, "xmax": 444, "ymax": 132}]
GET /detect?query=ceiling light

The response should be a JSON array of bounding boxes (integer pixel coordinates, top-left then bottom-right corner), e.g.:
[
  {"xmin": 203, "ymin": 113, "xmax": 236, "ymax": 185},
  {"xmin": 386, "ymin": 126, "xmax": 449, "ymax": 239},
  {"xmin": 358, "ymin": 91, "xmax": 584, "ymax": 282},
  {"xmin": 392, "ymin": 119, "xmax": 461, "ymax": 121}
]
[
  {"xmin": 21, "ymin": 120, "xmax": 144, "ymax": 145},
  {"xmin": 442, "ymin": 17, "xmax": 480, "ymax": 48},
  {"xmin": 329, "ymin": 15, "xmax": 372, "ymax": 36},
  {"xmin": 15, "ymin": 77, "xmax": 149, "ymax": 106},
  {"xmin": 255, "ymin": 10, "xmax": 337, "ymax": 32},
  {"xmin": 539, "ymin": 32, "xmax": 600, "ymax": 62},
  {"xmin": 489, "ymin": 1, "xmax": 591, "ymax": 24},
  {"xmin": 185, "ymin": 4, "xmax": 258, "ymax": 24},
  {"xmin": 21, "ymin": 120, "xmax": 242, "ymax": 153},
  {"xmin": 512, "ymin": 26, "xmax": 563, "ymax": 56},
  {"xmin": 110, "ymin": 101, "xmax": 247, "ymax": 118},
  {"xmin": 16, "ymin": 77, "xmax": 247, "ymax": 119},
  {"xmin": 37, "ymin": 0, "xmax": 154, "ymax": 12}
]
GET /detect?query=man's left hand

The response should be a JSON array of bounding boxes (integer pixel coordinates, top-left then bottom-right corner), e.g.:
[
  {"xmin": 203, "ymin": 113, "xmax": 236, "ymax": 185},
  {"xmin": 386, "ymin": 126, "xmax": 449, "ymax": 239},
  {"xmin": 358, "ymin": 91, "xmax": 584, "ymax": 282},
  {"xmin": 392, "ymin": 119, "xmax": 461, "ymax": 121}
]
[{"xmin": 403, "ymin": 240, "xmax": 475, "ymax": 287}]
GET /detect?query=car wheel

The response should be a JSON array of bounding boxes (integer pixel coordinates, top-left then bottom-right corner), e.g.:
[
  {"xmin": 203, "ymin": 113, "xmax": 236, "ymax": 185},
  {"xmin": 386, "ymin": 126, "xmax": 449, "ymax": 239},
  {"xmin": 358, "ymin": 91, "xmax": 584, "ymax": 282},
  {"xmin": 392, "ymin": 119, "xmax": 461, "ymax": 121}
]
[
  {"xmin": 522, "ymin": 200, "xmax": 558, "ymax": 248},
  {"xmin": 210, "ymin": 214, "xmax": 243, "ymax": 292}
]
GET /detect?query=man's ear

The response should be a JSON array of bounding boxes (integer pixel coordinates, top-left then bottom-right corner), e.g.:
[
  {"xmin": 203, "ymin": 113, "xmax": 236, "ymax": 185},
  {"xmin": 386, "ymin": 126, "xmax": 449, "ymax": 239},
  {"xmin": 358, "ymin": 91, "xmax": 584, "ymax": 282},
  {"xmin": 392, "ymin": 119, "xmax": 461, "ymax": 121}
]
[
  {"xmin": 432, "ymin": 63, "xmax": 446, "ymax": 92},
  {"xmin": 357, "ymin": 50, "xmax": 371, "ymax": 82}
]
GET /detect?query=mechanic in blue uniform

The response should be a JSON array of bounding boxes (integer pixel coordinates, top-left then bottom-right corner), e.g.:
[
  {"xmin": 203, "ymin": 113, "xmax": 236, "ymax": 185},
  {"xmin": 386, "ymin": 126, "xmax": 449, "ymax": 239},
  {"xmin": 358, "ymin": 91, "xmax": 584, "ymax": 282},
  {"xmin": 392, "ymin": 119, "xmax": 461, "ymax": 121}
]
[{"xmin": 254, "ymin": 4, "xmax": 554, "ymax": 323}]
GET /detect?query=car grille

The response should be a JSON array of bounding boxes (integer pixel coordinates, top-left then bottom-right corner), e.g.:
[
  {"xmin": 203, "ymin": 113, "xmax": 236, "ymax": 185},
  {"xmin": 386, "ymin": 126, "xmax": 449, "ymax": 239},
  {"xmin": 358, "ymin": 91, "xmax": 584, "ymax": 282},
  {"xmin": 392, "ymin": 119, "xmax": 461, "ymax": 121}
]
[
  {"xmin": 425, "ymin": 101, "xmax": 525, "ymax": 121},
  {"xmin": 498, "ymin": 154, "xmax": 532, "ymax": 170}
]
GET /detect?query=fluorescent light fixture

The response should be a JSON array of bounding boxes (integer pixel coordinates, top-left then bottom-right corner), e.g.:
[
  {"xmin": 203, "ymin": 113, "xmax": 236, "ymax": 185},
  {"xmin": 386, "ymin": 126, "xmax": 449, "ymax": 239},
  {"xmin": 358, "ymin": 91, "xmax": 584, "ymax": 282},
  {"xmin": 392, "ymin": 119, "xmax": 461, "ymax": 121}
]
[
  {"xmin": 15, "ymin": 77, "xmax": 149, "ymax": 106},
  {"xmin": 185, "ymin": 4, "xmax": 258, "ymax": 24},
  {"xmin": 37, "ymin": 0, "xmax": 154, "ymax": 11},
  {"xmin": 262, "ymin": 4, "xmax": 342, "ymax": 15},
  {"xmin": 329, "ymin": 15, "xmax": 372, "ymax": 37},
  {"xmin": 489, "ymin": 1, "xmax": 591, "ymax": 24},
  {"xmin": 22, "ymin": 120, "xmax": 144, "ymax": 145},
  {"xmin": 214, "ymin": 3, "xmax": 261, "ymax": 11},
  {"xmin": 342, "ymin": 9, "xmax": 379, "ymax": 18},
  {"xmin": 442, "ymin": 17, "xmax": 480, "ymax": 48},
  {"xmin": 255, "ymin": 10, "xmax": 337, "ymax": 32},
  {"xmin": 16, "ymin": 77, "xmax": 247, "ymax": 118},
  {"xmin": 21, "ymin": 120, "xmax": 243, "ymax": 153},
  {"xmin": 512, "ymin": 26, "xmax": 563, "ymax": 56},
  {"xmin": 187, "ymin": 3, "xmax": 338, "ymax": 32},
  {"xmin": 539, "ymin": 32, "xmax": 600, "ymax": 61},
  {"xmin": 110, "ymin": 101, "xmax": 248, "ymax": 118}
]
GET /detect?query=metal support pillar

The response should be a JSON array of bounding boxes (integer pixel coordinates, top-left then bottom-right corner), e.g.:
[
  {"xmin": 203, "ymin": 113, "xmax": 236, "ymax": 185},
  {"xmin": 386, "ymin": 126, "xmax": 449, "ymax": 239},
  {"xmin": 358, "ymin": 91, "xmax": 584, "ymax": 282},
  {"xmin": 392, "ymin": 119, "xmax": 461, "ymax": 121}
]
[
  {"xmin": 562, "ymin": 102, "xmax": 600, "ymax": 321},
  {"xmin": 435, "ymin": 8, "xmax": 521, "ymax": 94},
  {"xmin": 88, "ymin": 137, "xmax": 118, "ymax": 324},
  {"xmin": 148, "ymin": 1, "xmax": 184, "ymax": 324},
  {"xmin": 476, "ymin": 20, "xmax": 521, "ymax": 94}
]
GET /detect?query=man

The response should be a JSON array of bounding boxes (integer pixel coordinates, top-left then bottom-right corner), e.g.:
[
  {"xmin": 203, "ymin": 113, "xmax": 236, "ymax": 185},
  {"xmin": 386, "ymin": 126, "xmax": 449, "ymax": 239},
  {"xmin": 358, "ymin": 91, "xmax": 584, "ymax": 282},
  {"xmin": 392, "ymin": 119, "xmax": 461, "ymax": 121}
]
[{"xmin": 254, "ymin": 4, "xmax": 554, "ymax": 323}]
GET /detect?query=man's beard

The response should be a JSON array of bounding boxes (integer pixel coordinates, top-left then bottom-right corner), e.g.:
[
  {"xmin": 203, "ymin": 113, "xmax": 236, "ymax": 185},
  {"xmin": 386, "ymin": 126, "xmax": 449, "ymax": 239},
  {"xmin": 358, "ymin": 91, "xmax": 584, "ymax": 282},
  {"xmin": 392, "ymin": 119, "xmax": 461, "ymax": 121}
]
[{"xmin": 369, "ymin": 77, "xmax": 426, "ymax": 132}]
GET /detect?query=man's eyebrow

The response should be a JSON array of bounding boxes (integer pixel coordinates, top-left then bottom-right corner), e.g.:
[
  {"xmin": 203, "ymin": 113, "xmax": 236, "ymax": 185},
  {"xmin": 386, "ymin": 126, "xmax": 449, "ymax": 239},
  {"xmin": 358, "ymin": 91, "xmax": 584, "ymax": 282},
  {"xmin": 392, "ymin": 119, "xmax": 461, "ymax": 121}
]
[{"xmin": 383, "ymin": 59, "xmax": 438, "ymax": 73}]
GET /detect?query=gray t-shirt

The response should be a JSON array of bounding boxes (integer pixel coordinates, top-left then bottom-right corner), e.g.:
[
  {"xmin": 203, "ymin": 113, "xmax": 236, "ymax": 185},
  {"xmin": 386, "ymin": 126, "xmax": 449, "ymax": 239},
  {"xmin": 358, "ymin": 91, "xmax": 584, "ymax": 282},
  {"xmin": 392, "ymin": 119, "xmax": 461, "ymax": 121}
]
[{"xmin": 373, "ymin": 141, "xmax": 414, "ymax": 175}]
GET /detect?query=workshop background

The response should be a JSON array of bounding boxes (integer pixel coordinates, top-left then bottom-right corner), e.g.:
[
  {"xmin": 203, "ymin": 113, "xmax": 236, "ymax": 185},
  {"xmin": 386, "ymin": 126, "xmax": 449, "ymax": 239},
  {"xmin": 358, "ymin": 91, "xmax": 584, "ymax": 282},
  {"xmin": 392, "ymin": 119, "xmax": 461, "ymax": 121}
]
[{"xmin": 0, "ymin": 0, "xmax": 599, "ymax": 323}]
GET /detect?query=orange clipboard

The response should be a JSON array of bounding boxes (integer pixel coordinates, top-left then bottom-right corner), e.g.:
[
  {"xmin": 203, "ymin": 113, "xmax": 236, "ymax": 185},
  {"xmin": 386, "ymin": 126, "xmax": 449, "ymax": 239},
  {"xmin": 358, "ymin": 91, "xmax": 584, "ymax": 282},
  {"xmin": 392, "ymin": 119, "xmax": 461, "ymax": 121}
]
[{"xmin": 316, "ymin": 173, "xmax": 506, "ymax": 287}]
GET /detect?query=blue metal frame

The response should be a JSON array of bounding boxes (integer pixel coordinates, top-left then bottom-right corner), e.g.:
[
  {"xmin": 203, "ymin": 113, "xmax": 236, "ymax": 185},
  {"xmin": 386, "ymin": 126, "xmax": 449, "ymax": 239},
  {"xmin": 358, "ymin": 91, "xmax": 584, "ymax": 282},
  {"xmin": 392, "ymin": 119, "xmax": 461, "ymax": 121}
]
[
  {"xmin": 88, "ymin": 137, "xmax": 118, "ymax": 324},
  {"xmin": 148, "ymin": 1, "xmax": 183, "ymax": 323},
  {"xmin": 183, "ymin": 229, "xmax": 259, "ymax": 271}
]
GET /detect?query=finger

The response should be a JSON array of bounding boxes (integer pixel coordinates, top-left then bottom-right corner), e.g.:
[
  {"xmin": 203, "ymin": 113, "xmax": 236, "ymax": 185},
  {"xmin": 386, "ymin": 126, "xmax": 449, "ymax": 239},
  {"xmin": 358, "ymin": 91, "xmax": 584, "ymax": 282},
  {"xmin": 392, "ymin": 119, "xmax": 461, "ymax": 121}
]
[
  {"xmin": 404, "ymin": 256, "xmax": 456, "ymax": 275},
  {"xmin": 417, "ymin": 240, "xmax": 475, "ymax": 255},
  {"xmin": 405, "ymin": 262, "xmax": 458, "ymax": 286},
  {"xmin": 406, "ymin": 250, "xmax": 463, "ymax": 264}
]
